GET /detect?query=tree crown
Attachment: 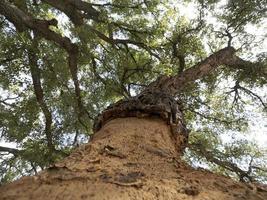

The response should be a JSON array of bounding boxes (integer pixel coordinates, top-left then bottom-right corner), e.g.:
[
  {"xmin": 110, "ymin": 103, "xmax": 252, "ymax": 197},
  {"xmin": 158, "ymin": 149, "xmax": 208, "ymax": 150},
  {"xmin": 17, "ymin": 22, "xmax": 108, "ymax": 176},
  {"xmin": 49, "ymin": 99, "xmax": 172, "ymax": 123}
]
[{"xmin": 0, "ymin": 0, "xmax": 266, "ymax": 184}]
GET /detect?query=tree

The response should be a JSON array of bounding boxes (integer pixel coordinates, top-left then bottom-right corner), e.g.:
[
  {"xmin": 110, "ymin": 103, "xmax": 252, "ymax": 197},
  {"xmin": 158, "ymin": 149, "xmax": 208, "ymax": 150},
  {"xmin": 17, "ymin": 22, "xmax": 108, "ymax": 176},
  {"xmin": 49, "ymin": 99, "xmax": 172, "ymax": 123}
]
[{"xmin": 0, "ymin": 0, "xmax": 267, "ymax": 199}]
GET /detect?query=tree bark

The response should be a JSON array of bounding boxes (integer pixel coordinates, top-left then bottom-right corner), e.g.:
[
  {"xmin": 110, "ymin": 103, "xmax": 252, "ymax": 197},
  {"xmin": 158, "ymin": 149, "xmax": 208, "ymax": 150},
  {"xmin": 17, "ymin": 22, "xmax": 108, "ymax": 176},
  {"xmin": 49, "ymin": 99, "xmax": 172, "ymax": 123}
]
[{"xmin": 0, "ymin": 117, "xmax": 266, "ymax": 200}]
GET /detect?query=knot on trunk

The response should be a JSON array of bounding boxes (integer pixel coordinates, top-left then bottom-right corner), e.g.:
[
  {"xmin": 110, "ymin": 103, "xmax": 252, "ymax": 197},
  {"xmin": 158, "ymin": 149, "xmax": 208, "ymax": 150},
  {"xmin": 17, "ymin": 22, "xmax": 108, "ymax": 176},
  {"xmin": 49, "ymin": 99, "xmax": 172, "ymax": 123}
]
[{"xmin": 93, "ymin": 89, "xmax": 189, "ymax": 152}]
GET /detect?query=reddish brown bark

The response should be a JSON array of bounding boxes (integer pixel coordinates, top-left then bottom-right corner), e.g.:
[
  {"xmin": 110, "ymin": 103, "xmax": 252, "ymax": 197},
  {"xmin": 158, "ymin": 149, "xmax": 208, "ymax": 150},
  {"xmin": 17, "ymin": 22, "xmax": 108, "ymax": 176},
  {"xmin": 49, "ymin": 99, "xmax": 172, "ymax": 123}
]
[{"xmin": 0, "ymin": 118, "xmax": 266, "ymax": 200}]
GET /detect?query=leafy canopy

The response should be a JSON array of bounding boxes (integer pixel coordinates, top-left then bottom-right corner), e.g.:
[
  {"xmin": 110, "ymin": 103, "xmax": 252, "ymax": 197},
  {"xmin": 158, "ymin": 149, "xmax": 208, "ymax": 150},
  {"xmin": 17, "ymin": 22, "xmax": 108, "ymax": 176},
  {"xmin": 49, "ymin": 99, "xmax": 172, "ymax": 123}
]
[{"xmin": 0, "ymin": 0, "xmax": 266, "ymax": 184}]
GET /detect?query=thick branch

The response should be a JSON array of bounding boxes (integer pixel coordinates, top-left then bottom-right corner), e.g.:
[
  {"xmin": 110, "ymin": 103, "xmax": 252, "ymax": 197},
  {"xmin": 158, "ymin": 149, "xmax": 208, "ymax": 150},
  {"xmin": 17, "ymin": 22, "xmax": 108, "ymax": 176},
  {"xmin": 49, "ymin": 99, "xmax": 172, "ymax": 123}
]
[
  {"xmin": 41, "ymin": 0, "xmax": 83, "ymax": 25},
  {"xmin": 178, "ymin": 55, "xmax": 185, "ymax": 74},
  {"xmin": 28, "ymin": 38, "xmax": 54, "ymax": 152},
  {"xmin": 0, "ymin": 1, "xmax": 76, "ymax": 54},
  {"xmin": 41, "ymin": 0, "xmax": 99, "ymax": 25},
  {"xmin": 0, "ymin": 146, "xmax": 20, "ymax": 156},
  {"xmin": 146, "ymin": 47, "xmax": 259, "ymax": 95},
  {"xmin": 90, "ymin": 2, "xmax": 143, "ymax": 9},
  {"xmin": 154, "ymin": 47, "xmax": 236, "ymax": 93}
]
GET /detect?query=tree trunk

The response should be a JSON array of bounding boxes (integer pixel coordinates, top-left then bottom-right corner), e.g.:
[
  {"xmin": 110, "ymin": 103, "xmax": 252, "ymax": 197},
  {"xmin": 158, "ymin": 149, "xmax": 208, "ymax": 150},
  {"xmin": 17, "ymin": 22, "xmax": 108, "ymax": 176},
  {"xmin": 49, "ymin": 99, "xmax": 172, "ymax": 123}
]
[{"xmin": 0, "ymin": 117, "xmax": 266, "ymax": 200}]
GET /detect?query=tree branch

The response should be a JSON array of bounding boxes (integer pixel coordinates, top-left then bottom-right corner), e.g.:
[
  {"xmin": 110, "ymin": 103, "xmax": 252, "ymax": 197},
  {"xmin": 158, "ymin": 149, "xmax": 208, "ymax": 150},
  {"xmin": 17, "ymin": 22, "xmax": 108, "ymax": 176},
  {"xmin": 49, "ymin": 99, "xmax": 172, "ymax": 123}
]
[
  {"xmin": 189, "ymin": 143, "xmax": 253, "ymax": 182},
  {"xmin": 41, "ymin": 0, "xmax": 99, "ymax": 25},
  {"xmin": 147, "ymin": 46, "xmax": 265, "ymax": 96},
  {"xmin": 0, "ymin": 1, "xmax": 70, "ymax": 50},
  {"xmin": 0, "ymin": 0, "xmax": 93, "ymax": 124},
  {"xmin": 0, "ymin": 146, "xmax": 20, "ymax": 156},
  {"xmin": 237, "ymin": 84, "xmax": 266, "ymax": 109},
  {"xmin": 90, "ymin": 2, "xmax": 143, "ymax": 9},
  {"xmin": 28, "ymin": 37, "xmax": 54, "ymax": 152},
  {"xmin": 226, "ymin": 81, "xmax": 266, "ymax": 109},
  {"xmin": 88, "ymin": 26, "xmax": 161, "ymax": 60},
  {"xmin": 187, "ymin": 108, "xmax": 240, "ymax": 125},
  {"xmin": 147, "ymin": 46, "xmax": 237, "ymax": 94}
]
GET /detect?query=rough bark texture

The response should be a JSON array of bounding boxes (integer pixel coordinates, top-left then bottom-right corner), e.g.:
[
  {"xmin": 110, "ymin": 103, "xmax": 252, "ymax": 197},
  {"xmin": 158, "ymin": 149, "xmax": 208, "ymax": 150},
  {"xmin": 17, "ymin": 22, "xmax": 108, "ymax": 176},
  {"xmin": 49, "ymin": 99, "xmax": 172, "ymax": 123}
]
[
  {"xmin": 93, "ymin": 89, "xmax": 188, "ymax": 153},
  {"xmin": 1, "ymin": 117, "xmax": 266, "ymax": 200}
]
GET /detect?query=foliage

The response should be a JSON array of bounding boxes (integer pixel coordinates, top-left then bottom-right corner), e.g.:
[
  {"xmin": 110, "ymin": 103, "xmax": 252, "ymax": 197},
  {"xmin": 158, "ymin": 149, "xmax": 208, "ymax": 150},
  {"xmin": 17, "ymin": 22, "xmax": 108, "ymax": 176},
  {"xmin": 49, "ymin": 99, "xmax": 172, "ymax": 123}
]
[{"xmin": 0, "ymin": 0, "xmax": 266, "ymax": 184}]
